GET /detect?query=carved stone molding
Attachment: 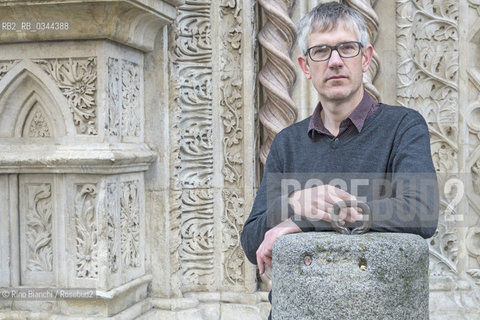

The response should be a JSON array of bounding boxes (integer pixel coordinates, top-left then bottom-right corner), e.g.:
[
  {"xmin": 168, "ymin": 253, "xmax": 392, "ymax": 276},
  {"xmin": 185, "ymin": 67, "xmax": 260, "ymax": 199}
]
[
  {"xmin": 258, "ymin": 0, "xmax": 297, "ymax": 164},
  {"xmin": 219, "ymin": 0, "xmax": 247, "ymax": 289},
  {"xmin": 171, "ymin": 0, "xmax": 215, "ymax": 291},
  {"xmin": 0, "ymin": 1, "xmax": 179, "ymax": 52}
]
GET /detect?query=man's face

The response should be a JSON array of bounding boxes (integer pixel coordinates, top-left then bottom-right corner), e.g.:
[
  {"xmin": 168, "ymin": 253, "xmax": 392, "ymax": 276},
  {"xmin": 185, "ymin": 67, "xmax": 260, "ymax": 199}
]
[{"xmin": 298, "ymin": 24, "xmax": 373, "ymax": 105}]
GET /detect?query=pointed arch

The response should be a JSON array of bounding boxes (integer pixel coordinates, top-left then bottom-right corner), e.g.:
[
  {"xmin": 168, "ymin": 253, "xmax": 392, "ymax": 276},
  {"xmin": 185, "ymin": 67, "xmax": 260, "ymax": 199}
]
[{"xmin": 0, "ymin": 60, "xmax": 76, "ymax": 138}]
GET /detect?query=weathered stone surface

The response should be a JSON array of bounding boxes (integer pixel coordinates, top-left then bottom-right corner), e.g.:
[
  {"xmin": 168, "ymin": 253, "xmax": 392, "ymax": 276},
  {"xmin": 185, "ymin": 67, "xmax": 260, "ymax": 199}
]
[{"xmin": 272, "ymin": 233, "xmax": 429, "ymax": 320}]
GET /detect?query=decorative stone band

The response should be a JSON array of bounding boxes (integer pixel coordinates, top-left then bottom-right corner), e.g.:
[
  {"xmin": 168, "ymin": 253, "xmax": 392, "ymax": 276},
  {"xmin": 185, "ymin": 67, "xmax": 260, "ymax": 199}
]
[
  {"xmin": 0, "ymin": 143, "xmax": 156, "ymax": 174},
  {"xmin": 272, "ymin": 233, "xmax": 429, "ymax": 320},
  {"xmin": 0, "ymin": 1, "xmax": 179, "ymax": 52}
]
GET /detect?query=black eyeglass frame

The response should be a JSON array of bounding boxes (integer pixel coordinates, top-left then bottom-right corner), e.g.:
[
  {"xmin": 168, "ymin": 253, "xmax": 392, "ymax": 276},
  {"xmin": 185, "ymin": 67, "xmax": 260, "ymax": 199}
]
[{"xmin": 305, "ymin": 41, "xmax": 363, "ymax": 62}]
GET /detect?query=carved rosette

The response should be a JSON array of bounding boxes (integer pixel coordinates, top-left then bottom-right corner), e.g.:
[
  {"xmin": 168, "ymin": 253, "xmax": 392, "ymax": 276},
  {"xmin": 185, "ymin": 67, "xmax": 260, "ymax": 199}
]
[
  {"xmin": 343, "ymin": 0, "xmax": 381, "ymax": 101},
  {"xmin": 75, "ymin": 184, "xmax": 98, "ymax": 279},
  {"xmin": 171, "ymin": 0, "xmax": 216, "ymax": 290},
  {"xmin": 258, "ymin": 0, "xmax": 297, "ymax": 164},
  {"xmin": 396, "ymin": 0, "xmax": 460, "ymax": 279},
  {"xmin": 34, "ymin": 58, "xmax": 98, "ymax": 135},
  {"xmin": 219, "ymin": 0, "xmax": 246, "ymax": 288},
  {"xmin": 120, "ymin": 181, "xmax": 141, "ymax": 269},
  {"xmin": 25, "ymin": 184, "xmax": 53, "ymax": 272}
]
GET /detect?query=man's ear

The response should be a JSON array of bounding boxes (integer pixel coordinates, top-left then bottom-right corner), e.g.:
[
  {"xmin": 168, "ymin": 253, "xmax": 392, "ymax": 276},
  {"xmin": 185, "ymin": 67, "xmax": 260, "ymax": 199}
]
[
  {"xmin": 298, "ymin": 55, "xmax": 312, "ymax": 80},
  {"xmin": 362, "ymin": 44, "xmax": 373, "ymax": 72}
]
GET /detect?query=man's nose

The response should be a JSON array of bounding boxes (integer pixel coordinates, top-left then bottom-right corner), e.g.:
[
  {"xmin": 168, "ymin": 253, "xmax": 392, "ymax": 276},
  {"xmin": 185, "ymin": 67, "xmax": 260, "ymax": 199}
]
[{"xmin": 328, "ymin": 49, "xmax": 344, "ymax": 67}]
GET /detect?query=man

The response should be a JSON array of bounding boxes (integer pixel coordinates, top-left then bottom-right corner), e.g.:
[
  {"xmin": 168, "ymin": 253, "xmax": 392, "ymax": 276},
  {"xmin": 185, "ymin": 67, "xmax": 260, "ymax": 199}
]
[{"xmin": 240, "ymin": 0, "xmax": 439, "ymax": 311}]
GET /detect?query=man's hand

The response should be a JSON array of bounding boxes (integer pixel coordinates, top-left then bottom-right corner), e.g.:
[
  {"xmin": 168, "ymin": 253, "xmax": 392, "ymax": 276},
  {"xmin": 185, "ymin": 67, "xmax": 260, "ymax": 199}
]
[
  {"xmin": 256, "ymin": 218, "xmax": 301, "ymax": 274},
  {"xmin": 289, "ymin": 185, "xmax": 363, "ymax": 225}
]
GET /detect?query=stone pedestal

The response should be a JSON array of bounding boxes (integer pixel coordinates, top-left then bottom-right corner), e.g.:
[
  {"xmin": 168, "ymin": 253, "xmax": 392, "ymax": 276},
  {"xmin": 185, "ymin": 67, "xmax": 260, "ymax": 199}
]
[{"xmin": 272, "ymin": 233, "xmax": 430, "ymax": 320}]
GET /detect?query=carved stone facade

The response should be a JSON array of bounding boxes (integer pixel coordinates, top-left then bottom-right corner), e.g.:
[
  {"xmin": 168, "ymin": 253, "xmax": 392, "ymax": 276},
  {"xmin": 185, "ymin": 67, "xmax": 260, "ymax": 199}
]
[
  {"xmin": 0, "ymin": 1, "xmax": 175, "ymax": 319},
  {"xmin": 0, "ymin": 0, "xmax": 479, "ymax": 319}
]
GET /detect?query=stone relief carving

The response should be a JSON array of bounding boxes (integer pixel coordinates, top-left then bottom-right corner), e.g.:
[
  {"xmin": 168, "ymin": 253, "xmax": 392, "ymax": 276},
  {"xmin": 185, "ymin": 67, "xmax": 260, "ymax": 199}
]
[
  {"xmin": 107, "ymin": 58, "xmax": 121, "ymax": 137},
  {"xmin": 429, "ymin": 199, "xmax": 458, "ymax": 277},
  {"xmin": 24, "ymin": 104, "xmax": 51, "ymax": 137},
  {"xmin": 171, "ymin": 1, "xmax": 216, "ymax": 290},
  {"xmin": 219, "ymin": 0, "xmax": 246, "ymax": 287},
  {"xmin": 172, "ymin": 1, "xmax": 213, "ymax": 187},
  {"xmin": 25, "ymin": 184, "xmax": 53, "ymax": 272},
  {"xmin": 107, "ymin": 58, "xmax": 142, "ymax": 138},
  {"xmin": 258, "ymin": 0, "xmax": 297, "ymax": 164},
  {"xmin": 106, "ymin": 182, "xmax": 118, "ymax": 274},
  {"xmin": 168, "ymin": 76, "xmax": 183, "ymax": 296},
  {"xmin": 396, "ymin": 0, "xmax": 459, "ymax": 278},
  {"xmin": 34, "ymin": 58, "xmax": 98, "ymax": 135},
  {"xmin": 177, "ymin": 66, "xmax": 213, "ymax": 188},
  {"xmin": 121, "ymin": 61, "xmax": 141, "ymax": 138},
  {"xmin": 75, "ymin": 184, "xmax": 98, "ymax": 279},
  {"xmin": 179, "ymin": 189, "xmax": 214, "ymax": 288},
  {"xmin": 222, "ymin": 190, "xmax": 245, "ymax": 285},
  {"xmin": 0, "ymin": 60, "xmax": 19, "ymax": 82},
  {"xmin": 120, "ymin": 181, "xmax": 141, "ymax": 269},
  {"xmin": 466, "ymin": 0, "xmax": 480, "ymax": 289},
  {"xmin": 343, "ymin": 0, "xmax": 381, "ymax": 101}
]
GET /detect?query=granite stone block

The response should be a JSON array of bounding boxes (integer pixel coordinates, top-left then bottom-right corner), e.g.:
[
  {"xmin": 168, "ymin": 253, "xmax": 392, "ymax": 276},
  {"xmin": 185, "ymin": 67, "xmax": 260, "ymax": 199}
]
[{"xmin": 272, "ymin": 233, "xmax": 429, "ymax": 320}]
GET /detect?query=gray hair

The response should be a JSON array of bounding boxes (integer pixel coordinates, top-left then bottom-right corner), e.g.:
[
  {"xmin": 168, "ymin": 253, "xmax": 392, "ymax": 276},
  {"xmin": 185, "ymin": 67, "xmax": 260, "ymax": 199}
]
[{"xmin": 296, "ymin": 2, "xmax": 370, "ymax": 55}]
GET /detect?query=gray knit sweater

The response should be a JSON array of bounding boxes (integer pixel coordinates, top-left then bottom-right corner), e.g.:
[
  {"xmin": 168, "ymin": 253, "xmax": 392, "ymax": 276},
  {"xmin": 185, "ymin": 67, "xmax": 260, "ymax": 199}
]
[{"xmin": 241, "ymin": 104, "xmax": 439, "ymax": 264}]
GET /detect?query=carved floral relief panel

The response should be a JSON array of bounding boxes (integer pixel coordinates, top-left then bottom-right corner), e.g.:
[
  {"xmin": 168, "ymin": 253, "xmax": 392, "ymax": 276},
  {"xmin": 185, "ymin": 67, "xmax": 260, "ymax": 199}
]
[
  {"xmin": 465, "ymin": 0, "xmax": 480, "ymax": 287},
  {"xmin": 34, "ymin": 58, "xmax": 98, "ymax": 135},
  {"xmin": 20, "ymin": 176, "xmax": 55, "ymax": 286},
  {"xmin": 107, "ymin": 58, "xmax": 142, "ymax": 140},
  {"xmin": 107, "ymin": 58, "xmax": 121, "ymax": 138},
  {"xmin": 69, "ymin": 174, "xmax": 145, "ymax": 288},
  {"xmin": 106, "ymin": 182, "xmax": 119, "ymax": 274},
  {"xmin": 75, "ymin": 183, "xmax": 99, "ymax": 280},
  {"xmin": 120, "ymin": 180, "xmax": 141, "ymax": 269},
  {"xmin": 219, "ymin": 0, "xmax": 247, "ymax": 289},
  {"xmin": 397, "ymin": 0, "xmax": 460, "ymax": 279}
]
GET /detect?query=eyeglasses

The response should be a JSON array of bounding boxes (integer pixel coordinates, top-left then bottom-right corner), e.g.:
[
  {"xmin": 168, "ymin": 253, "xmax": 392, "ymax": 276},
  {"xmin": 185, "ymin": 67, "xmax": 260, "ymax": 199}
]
[{"xmin": 305, "ymin": 41, "xmax": 363, "ymax": 62}]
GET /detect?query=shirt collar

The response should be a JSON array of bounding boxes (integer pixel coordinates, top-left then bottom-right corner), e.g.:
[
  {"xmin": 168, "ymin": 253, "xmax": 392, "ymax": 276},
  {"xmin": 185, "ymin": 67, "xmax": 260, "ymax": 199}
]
[{"xmin": 308, "ymin": 90, "xmax": 377, "ymax": 138}]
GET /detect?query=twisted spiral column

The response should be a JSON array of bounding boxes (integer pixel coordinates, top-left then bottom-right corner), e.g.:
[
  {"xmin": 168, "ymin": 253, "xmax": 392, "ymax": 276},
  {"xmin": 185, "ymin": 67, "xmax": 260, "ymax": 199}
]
[
  {"xmin": 258, "ymin": 0, "xmax": 297, "ymax": 164},
  {"xmin": 343, "ymin": 0, "xmax": 381, "ymax": 101}
]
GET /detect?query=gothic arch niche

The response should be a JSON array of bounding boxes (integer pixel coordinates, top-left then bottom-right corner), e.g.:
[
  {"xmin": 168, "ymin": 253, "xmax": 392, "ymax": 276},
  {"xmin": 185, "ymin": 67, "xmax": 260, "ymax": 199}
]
[
  {"xmin": 0, "ymin": 61, "xmax": 75, "ymax": 140},
  {"xmin": 18, "ymin": 94, "xmax": 54, "ymax": 138}
]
